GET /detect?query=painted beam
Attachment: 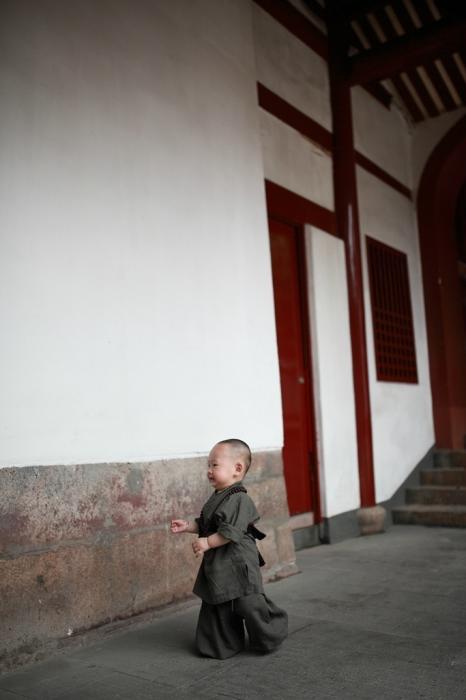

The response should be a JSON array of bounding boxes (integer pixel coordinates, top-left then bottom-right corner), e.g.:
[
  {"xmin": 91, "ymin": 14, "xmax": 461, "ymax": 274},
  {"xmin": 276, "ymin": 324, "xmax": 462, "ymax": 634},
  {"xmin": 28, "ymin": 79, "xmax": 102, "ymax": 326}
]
[
  {"xmin": 257, "ymin": 83, "xmax": 412, "ymax": 199},
  {"xmin": 254, "ymin": 0, "xmax": 327, "ymax": 59},
  {"xmin": 349, "ymin": 16, "xmax": 466, "ymax": 85}
]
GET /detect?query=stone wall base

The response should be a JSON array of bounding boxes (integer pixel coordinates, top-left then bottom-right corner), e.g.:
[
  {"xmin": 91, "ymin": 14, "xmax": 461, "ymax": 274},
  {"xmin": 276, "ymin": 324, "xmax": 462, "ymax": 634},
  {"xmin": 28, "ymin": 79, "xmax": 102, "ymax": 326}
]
[{"xmin": 0, "ymin": 450, "xmax": 296, "ymax": 672}]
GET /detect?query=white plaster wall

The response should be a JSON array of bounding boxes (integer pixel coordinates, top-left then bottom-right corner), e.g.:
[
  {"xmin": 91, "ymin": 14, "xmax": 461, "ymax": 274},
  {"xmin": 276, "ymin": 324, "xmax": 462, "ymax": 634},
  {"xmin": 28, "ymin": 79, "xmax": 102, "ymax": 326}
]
[
  {"xmin": 411, "ymin": 107, "xmax": 466, "ymax": 193},
  {"xmin": 305, "ymin": 227, "xmax": 360, "ymax": 517},
  {"xmin": 259, "ymin": 109, "xmax": 334, "ymax": 209},
  {"xmin": 0, "ymin": 0, "xmax": 283, "ymax": 467},
  {"xmin": 357, "ymin": 168, "xmax": 435, "ymax": 502},
  {"xmin": 352, "ymin": 86, "xmax": 412, "ymax": 188},
  {"xmin": 252, "ymin": 3, "xmax": 331, "ymax": 130}
]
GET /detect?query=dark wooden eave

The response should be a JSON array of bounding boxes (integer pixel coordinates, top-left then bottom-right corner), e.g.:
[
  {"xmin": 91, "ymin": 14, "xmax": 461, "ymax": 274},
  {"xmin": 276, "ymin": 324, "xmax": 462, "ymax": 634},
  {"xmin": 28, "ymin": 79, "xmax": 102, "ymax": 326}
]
[
  {"xmin": 308, "ymin": 0, "xmax": 466, "ymax": 124},
  {"xmin": 338, "ymin": 0, "xmax": 395, "ymax": 22},
  {"xmin": 349, "ymin": 15, "xmax": 466, "ymax": 85}
]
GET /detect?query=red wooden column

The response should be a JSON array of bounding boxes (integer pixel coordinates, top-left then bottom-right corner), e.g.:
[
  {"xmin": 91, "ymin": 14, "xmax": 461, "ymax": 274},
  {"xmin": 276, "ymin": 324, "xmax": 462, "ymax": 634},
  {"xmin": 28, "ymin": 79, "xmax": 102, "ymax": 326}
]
[{"xmin": 326, "ymin": 3, "xmax": 376, "ymax": 508}]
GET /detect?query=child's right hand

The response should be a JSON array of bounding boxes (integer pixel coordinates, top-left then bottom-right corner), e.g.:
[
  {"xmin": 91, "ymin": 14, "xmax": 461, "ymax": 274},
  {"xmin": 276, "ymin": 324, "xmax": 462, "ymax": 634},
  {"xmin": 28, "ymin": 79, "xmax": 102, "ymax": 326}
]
[{"xmin": 170, "ymin": 519, "xmax": 189, "ymax": 534}]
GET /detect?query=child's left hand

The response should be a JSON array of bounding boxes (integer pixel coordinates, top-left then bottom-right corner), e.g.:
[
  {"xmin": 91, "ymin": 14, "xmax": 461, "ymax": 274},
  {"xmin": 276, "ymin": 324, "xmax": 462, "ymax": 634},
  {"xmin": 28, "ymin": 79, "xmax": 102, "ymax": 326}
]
[{"xmin": 192, "ymin": 537, "xmax": 210, "ymax": 557}]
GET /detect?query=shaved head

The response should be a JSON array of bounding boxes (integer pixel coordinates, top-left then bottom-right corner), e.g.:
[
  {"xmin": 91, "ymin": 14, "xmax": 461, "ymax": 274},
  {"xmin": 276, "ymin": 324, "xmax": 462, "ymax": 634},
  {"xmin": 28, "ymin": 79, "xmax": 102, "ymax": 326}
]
[{"xmin": 216, "ymin": 439, "xmax": 252, "ymax": 473}]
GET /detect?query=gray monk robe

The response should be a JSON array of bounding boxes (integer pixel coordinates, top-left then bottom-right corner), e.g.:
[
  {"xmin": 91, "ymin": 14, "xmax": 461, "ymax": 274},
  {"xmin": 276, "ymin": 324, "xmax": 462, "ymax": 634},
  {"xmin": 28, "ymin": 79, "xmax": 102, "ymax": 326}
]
[
  {"xmin": 193, "ymin": 482, "xmax": 288, "ymax": 659},
  {"xmin": 193, "ymin": 482, "xmax": 264, "ymax": 604}
]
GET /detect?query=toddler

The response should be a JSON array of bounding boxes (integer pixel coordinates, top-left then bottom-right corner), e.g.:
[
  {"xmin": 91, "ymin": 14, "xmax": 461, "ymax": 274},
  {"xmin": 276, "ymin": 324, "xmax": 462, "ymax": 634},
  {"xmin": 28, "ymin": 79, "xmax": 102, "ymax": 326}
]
[{"xmin": 171, "ymin": 438, "xmax": 288, "ymax": 659}]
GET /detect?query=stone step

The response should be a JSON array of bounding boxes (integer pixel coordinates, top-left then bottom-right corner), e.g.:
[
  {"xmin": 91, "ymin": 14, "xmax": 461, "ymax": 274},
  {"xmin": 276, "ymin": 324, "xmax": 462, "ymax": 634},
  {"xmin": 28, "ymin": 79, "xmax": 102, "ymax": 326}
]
[
  {"xmin": 406, "ymin": 485, "xmax": 466, "ymax": 505},
  {"xmin": 392, "ymin": 504, "xmax": 466, "ymax": 527},
  {"xmin": 434, "ymin": 450, "xmax": 466, "ymax": 469},
  {"xmin": 420, "ymin": 468, "xmax": 466, "ymax": 486}
]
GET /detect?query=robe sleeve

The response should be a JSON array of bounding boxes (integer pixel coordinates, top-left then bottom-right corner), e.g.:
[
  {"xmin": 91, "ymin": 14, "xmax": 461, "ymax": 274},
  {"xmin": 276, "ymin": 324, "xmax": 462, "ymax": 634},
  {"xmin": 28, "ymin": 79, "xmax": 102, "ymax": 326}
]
[{"xmin": 214, "ymin": 493, "xmax": 259, "ymax": 543}]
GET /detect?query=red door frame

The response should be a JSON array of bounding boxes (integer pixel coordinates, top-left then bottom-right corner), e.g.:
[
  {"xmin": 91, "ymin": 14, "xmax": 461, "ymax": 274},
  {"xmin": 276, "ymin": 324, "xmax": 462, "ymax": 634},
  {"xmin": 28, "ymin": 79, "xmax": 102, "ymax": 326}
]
[
  {"xmin": 265, "ymin": 180, "xmax": 332, "ymax": 523},
  {"xmin": 417, "ymin": 115, "xmax": 466, "ymax": 448},
  {"xmin": 265, "ymin": 180, "xmax": 337, "ymax": 237},
  {"xmin": 293, "ymin": 225, "xmax": 321, "ymax": 523},
  {"xmin": 269, "ymin": 218, "xmax": 319, "ymax": 518}
]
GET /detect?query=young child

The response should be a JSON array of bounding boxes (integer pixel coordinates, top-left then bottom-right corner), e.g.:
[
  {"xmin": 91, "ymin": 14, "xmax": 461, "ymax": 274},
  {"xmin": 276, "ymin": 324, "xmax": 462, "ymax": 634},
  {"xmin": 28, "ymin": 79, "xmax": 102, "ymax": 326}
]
[{"xmin": 170, "ymin": 438, "xmax": 288, "ymax": 659}]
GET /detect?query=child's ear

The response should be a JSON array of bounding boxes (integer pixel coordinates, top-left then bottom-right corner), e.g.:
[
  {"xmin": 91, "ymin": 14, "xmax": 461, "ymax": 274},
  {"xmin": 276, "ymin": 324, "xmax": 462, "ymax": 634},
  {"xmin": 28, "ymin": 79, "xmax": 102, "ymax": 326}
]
[{"xmin": 235, "ymin": 462, "xmax": 244, "ymax": 474}]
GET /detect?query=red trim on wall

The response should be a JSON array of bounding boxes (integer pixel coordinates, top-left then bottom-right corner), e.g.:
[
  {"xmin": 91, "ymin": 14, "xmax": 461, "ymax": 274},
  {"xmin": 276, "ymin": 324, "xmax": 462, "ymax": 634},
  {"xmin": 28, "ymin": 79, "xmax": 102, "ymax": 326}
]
[
  {"xmin": 258, "ymin": 83, "xmax": 333, "ymax": 151},
  {"xmin": 417, "ymin": 115, "xmax": 466, "ymax": 449},
  {"xmin": 253, "ymin": 0, "xmax": 327, "ymax": 59},
  {"xmin": 253, "ymin": 0, "xmax": 392, "ymax": 109},
  {"xmin": 265, "ymin": 180, "xmax": 337, "ymax": 236},
  {"xmin": 354, "ymin": 152, "xmax": 412, "ymax": 200},
  {"xmin": 258, "ymin": 83, "xmax": 413, "ymax": 201}
]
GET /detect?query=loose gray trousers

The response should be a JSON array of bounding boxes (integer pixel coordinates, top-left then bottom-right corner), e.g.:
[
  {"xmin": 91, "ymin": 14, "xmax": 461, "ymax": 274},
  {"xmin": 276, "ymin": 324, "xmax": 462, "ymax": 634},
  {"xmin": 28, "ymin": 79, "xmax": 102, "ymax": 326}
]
[{"xmin": 195, "ymin": 593, "xmax": 288, "ymax": 660}]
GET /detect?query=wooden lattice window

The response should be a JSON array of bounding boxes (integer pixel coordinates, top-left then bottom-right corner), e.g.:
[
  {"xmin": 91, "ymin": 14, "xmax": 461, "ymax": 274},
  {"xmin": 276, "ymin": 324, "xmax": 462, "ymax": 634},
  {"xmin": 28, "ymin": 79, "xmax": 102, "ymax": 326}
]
[{"xmin": 366, "ymin": 237, "xmax": 418, "ymax": 383}]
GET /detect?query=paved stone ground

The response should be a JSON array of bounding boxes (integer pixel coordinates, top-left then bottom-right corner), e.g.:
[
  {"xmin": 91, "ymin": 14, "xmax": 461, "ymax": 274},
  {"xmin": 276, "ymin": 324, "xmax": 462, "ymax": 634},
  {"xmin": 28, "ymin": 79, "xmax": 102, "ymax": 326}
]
[{"xmin": 1, "ymin": 524, "xmax": 466, "ymax": 699}]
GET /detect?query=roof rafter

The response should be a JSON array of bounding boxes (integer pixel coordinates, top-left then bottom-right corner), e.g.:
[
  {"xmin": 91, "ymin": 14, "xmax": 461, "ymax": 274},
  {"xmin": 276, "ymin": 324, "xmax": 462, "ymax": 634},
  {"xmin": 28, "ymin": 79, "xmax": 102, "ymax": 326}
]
[
  {"xmin": 349, "ymin": 15, "xmax": 466, "ymax": 85},
  {"xmin": 336, "ymin": 0, "xmax": 392, "ymax": 22}
]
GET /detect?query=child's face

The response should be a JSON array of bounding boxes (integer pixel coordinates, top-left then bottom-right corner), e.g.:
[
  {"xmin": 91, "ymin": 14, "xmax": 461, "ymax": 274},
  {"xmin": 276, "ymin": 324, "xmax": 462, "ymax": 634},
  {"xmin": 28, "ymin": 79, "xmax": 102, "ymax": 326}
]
[{"xmin": 207, "ymin": 443, "xmax": 244, "ymax": 490}]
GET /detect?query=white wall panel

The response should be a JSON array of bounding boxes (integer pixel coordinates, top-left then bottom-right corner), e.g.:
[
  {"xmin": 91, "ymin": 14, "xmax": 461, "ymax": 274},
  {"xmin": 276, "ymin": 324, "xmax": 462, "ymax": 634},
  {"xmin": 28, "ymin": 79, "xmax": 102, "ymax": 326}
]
[
  {"xmin": 260, "ymin": 109, "xmax": 334, "ymax": 210},
  {"xmin": 352, "ymin": 86, "xmax": 412, "ymax": 188},
  {"xmin": 252, "ymin": 4, "xmax": 331, "ymax": 129},
  {"xmin": 306, "ymin": 227, "xmax": 360, "ymax": 517},
  {"xmin": 357, "ymin": 167, "xmax": 435, "ymax": 502},
  {"xmin": 0, "ymin": 0, "xmax": 283, "ymax": 466}
]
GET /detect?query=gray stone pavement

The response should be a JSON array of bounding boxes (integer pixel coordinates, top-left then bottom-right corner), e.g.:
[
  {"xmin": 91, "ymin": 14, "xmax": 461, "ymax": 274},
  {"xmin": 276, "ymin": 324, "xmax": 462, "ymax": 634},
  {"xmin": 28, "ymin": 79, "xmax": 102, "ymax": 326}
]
[{"xmin": 1, "ymin": 524, "xmax": 466, "ymax": 700}]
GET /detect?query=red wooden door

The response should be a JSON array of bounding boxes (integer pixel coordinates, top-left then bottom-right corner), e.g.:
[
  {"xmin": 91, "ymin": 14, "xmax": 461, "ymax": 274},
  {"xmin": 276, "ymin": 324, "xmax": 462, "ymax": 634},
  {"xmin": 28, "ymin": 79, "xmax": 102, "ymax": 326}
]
[{"xmin": 269, "ymin": 218, "xmax": 317, "ymax": 516}]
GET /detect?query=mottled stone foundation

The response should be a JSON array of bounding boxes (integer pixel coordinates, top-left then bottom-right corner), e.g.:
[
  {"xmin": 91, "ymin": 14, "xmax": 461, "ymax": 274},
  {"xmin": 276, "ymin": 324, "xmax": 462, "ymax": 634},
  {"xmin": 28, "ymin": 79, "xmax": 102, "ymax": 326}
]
[
  {"xmin": 0, "ymin": 450, "xmax": 296, "ymax": 671},
  {"xmin": 357, "ymin": 505, "xmax": 386, "ymax": 535}
]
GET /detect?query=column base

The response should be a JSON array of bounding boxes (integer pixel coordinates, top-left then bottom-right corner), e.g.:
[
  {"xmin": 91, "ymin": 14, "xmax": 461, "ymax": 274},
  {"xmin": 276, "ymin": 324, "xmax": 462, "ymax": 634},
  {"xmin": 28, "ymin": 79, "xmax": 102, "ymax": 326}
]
[{"xmin": 357, "ymin": 505, "xmax": 386, "ymax": 535}]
